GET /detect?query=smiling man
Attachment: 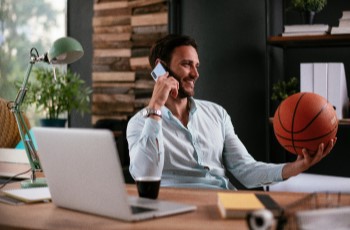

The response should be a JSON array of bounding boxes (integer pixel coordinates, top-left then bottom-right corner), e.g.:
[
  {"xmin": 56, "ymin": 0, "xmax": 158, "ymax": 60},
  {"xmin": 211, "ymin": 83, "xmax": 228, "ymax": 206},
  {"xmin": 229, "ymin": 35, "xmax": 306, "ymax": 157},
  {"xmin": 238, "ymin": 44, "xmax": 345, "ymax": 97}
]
[{"xmin": 126, "ymin": 34, "xmax": 335, "ymax": 190}]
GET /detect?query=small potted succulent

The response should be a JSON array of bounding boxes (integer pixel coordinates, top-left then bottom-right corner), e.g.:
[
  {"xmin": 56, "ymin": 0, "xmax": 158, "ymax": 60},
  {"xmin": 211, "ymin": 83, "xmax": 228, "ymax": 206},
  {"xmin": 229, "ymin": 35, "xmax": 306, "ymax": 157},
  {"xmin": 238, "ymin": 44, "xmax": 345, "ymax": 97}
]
[
  {"xmin": 23, "ymin": 67, "xmax": 92, "ymax": 127},
  {"xmin": 271, "ymin": 77, "xmax": 299, "ymax": 105},
  {"xmin": 290, "ymin": 0, "xmax": 327, "ymax": 24}
]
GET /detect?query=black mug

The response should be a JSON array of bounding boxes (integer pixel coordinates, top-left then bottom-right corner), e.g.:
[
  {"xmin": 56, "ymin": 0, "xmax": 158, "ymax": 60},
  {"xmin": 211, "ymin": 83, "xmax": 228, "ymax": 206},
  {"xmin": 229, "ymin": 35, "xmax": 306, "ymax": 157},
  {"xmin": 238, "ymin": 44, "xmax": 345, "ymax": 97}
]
[{"xmin": 135, "ymin": 176, "xmax": 161, "ymax": 199}]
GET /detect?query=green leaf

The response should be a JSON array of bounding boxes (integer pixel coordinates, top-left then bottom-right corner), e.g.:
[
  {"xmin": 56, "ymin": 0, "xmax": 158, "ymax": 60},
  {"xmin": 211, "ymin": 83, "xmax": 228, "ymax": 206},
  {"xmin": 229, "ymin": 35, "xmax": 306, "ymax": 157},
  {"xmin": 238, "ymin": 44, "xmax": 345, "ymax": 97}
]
[
  {"xmin": 271, "ymin": 77, "xmax": 299, "ymax": 102},
  {"xmin": 19, "ymin": 67, "xmax": 92, "ymax": 119},
  {"xmin": 290, "ymin": 0, "xmax": 327, "ymax": 13}
]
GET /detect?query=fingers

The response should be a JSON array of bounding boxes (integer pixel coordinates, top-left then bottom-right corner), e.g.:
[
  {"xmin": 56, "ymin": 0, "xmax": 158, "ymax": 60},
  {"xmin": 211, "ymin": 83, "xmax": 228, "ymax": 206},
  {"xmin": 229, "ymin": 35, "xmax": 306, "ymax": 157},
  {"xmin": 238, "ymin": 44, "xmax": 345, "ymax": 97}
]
[
  {"xmin": 158, "ymin": 75, "xmax": 179, "ymax": 99},
  {"xmin": 294, "ymin": 138, "xmax": 336, "ymax": 174},
  {"xmin": 301, "ymin": 148, "xmax": 312, "ymax": 163},
  {"xmin": 316, "ymin": 142, "xmax": 325, "ymax": 159},
  {"xmin": 318, "ymin": 142, "xmax": 325, "ymax": 154},
  {"xmin": 303, "ymin": 137, "xmax": 336, "ymax": 158},
  {"xmin": 323, "ymin": 138, "xmax": 336, "ymax": 156},
  {"xmin": 151, "ymin": 75, "xmax": 179, "ymax": 105},
  {"xmin": 301, "ymin": 142, "xmax": 324, "ymax": 166},
  {"xmin": 307, "ymin": 138, "xmax": 336, "ymax": 162}
]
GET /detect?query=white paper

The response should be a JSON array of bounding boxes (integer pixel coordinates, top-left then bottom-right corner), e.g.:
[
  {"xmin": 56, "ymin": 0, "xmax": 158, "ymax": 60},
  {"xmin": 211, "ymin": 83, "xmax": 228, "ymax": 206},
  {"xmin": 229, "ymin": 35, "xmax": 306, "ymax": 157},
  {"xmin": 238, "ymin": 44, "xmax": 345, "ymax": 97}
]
[{"xmin": 2, "ymin": 187, "xmax": 51, "ymax": 203}]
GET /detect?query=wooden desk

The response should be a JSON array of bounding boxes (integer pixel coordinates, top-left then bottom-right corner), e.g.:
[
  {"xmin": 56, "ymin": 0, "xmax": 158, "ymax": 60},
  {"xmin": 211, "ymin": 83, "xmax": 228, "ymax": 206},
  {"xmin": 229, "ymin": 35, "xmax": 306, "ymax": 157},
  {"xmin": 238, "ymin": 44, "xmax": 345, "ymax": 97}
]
[
  {"xmin": 0, "ymin": 183, "xmax": 319, "ymax": 230},
  {"xmin": 0, "ymin": 162, "xmax": 31, "ymax": 179},
  {"xmin": 0, "ymin": 149, "xmax": 31, "ymax": 179}
]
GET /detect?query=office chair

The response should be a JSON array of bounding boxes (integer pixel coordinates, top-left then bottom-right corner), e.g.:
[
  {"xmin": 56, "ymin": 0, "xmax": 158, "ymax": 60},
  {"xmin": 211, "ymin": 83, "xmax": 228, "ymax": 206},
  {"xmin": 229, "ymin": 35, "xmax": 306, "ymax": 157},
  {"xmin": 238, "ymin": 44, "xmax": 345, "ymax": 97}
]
[{"xmin": 0, "ymin": 97, "xmax": 30, "ymax": 148}]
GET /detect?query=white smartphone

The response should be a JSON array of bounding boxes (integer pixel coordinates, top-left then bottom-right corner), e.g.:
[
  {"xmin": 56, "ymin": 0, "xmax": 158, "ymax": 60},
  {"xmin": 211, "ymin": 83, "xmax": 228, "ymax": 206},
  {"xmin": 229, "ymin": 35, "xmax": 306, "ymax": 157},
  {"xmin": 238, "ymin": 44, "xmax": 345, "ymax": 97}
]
[{"xmin": 151, "ymin": 62, "xmax": 167, "ymax": 81}]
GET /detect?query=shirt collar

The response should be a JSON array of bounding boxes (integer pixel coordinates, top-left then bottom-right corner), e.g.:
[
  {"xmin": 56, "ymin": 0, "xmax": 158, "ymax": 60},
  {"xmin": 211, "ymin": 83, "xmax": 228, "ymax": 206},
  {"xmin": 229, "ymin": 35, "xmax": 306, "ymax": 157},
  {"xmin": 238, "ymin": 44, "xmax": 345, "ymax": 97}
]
[
  {"xmin": 163, "ymin": 97, "xmax": 197, "ymax": 119},
  {"xmin": 188, "ymin": 97, "xmax": 197, "ymax": 115}
]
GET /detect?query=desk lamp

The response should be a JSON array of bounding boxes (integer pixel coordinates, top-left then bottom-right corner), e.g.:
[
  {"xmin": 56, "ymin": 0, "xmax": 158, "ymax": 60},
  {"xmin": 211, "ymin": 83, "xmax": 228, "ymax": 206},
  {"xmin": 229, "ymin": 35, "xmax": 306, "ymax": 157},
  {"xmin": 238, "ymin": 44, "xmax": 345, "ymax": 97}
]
[{"xmin": 8, "ymin": 37, "xmax": 84, "ymax": 188}]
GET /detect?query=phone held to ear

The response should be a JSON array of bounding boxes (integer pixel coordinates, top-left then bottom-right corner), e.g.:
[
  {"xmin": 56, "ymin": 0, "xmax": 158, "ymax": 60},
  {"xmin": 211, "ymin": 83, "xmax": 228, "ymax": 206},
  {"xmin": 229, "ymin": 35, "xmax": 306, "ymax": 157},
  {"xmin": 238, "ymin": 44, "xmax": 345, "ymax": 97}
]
[
  {"xmin": 151, "ymin": 62, "xmax": 167, "ymax": 81},
  {"xmin": 150, "ymin": 62, "xmax": 177, "ymax": 98}
]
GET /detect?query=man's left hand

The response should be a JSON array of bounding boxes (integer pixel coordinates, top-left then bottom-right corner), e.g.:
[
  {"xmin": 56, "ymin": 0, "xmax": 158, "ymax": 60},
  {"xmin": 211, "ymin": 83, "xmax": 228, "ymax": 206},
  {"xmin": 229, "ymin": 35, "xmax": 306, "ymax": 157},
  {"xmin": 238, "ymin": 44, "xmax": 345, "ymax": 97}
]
[{"xmin": 282, "ymin": 138, "xmax": 337, "ymax": 180}]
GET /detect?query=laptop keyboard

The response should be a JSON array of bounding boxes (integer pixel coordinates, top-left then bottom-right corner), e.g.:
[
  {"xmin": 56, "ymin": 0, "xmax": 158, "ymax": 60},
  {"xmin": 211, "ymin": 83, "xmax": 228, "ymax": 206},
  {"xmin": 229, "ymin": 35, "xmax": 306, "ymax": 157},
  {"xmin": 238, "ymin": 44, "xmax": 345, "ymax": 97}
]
[{"xmin": 131, "ymin": 206, "xmax": 155, "ymax": 214}]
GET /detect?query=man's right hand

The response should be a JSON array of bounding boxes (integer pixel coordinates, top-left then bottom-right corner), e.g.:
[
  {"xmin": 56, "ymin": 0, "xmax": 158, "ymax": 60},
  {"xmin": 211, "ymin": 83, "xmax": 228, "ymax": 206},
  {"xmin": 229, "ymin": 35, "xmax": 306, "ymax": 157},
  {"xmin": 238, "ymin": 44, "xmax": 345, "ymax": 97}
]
[{"xmin": 148, "ymin": 72, "xmax": 179, "ymax": 109}]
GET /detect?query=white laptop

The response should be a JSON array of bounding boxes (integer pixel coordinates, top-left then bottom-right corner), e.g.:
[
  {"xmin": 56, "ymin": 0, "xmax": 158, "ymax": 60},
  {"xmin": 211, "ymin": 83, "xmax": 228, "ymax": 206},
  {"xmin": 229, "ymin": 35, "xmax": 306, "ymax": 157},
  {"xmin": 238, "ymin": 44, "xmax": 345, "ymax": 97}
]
[{"xmin": 33, "ymin": 127, "xmax": 196, "ymax": 222}]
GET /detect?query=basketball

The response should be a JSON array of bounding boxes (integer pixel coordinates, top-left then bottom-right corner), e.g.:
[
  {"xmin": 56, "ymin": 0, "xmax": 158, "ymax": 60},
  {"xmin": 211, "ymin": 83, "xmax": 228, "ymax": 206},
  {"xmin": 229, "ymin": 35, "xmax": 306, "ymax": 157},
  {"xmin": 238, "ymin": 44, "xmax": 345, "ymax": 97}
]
[{"xmin": 273, "ymin": 92, "xmax": 338, "ymax": 155}]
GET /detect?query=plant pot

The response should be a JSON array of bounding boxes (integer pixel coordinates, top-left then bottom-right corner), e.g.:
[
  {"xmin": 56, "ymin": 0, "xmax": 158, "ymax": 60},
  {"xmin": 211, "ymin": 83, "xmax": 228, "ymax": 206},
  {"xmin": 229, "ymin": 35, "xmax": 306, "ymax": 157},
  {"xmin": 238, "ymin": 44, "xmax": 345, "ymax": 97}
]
[
  {"xmin": 302, "ymin": 11, "xmax": 316, "ymax": 24},
  {"xmin": 40, "ymin": 118, "xmax": 67, "ymax": 127}
]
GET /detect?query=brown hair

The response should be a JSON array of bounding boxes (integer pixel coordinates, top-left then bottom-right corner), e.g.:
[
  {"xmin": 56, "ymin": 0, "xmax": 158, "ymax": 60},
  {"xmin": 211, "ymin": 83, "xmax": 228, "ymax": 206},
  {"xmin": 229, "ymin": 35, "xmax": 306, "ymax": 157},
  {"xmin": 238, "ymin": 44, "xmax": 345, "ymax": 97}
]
[{"xmin": 148, "ymin": 34, "xmax": 198, "ymax": 68}]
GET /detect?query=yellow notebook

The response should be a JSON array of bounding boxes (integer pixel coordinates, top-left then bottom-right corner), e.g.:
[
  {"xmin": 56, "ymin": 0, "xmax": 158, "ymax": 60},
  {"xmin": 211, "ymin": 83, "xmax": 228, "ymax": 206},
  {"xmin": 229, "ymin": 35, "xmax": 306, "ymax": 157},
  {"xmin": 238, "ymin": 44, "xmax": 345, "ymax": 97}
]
[{"xmin": 217, "ymin": 192, "xmax": 281, "ymax": 218}]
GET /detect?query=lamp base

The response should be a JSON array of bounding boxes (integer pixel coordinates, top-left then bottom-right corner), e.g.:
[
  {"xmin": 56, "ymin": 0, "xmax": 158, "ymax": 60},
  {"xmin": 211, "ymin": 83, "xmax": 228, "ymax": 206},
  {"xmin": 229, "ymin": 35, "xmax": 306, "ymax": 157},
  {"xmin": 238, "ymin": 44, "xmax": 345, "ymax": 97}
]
[{"xmin": 20, "ymin": 178, "xmax": 47, "ymax": 188}]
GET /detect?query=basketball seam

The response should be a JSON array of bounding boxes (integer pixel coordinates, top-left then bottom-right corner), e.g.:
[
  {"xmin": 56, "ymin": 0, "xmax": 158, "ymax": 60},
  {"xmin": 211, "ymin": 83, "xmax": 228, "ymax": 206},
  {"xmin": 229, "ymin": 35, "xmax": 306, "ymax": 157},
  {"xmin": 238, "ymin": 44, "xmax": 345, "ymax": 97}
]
[
  {"xmin": 292, "ymin": 103, "xmax": 328, "ymax": 134},
  {"xmin": 291, "ymin": 93, "xmax": 305, "ymax": 154},
  {"xmin": 277, "ymin": 94, "xmax": 330, "ymax": 134},
  {"xmin": 275, "ymin": 126, "xmax": 337, "ymax": 142}
]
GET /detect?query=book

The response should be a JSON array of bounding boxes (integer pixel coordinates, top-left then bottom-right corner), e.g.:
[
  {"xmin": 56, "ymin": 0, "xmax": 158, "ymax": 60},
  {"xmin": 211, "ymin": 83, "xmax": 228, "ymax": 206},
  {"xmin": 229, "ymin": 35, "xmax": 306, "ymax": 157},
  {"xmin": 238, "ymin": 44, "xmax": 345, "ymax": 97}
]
[
  {"xmin": 2, "ymin": 187, "xmax": 51, "ymax": 203},
  {"xmin": 327, "ymin": 63, "xmax": 349, "ymax": 119},
  {"xmin": 313, "ymin": 63, "xmax": 328, "ymax": 100},
  {"xmin": 331, "ymin": 11, "xmax": 350, "ymax": 34},
  {"xmin": 0, "ymin": 195, "xmax": 25, "ymax": 205},
  {"xmin": 300, "ymin": 62, "xmax": 349, "ymax": 119},
  {"xmin": 217, "ymin": 192, "xmax": 282, "ymax": 218},
  {"xmin": 282, "ymin": 31, "xmax": 327, "ymax": 37},
  {"xmin": 300, "ymin": 63, "xmax": 314, "ymax": 93},
  {"xmin": 339, "ymin": 18, "xmax": 350, "ymax": 27},
  {"xmin": 341, "ymin": 11, "xmax": 350, "ymax": 20},
  {"xmin": 284, "ymin": 24, "xmax": 329, "ymax": 33},
  {"xmin": 331, "ymin": 26, "xmax": 350, "ymax": 35}
]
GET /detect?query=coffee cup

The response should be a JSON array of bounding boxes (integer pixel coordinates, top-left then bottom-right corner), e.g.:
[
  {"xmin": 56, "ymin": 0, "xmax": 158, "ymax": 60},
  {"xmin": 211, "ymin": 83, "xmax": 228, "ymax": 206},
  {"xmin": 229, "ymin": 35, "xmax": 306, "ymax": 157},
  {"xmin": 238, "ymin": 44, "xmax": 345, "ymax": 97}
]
[{"xmin": 135, "ymin": 176, "xmax": 161, "ymax": 199}]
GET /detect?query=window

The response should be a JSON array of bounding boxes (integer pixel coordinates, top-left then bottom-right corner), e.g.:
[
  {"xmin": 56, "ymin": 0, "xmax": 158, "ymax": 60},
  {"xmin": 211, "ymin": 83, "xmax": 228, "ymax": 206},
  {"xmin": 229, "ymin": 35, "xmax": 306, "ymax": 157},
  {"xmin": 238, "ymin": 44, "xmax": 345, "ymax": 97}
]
[{"xmin": 0, "ymin": 0, "xmax": 66, "ymax": 124}]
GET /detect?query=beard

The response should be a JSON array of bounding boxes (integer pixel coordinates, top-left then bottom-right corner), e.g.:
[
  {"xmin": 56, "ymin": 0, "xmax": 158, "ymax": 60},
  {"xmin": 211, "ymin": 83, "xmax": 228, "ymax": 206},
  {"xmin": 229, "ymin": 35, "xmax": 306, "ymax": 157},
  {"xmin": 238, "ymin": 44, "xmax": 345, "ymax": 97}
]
[
  {"xmin": 178, "ymin": 80, "xmax": 194, "ymax": 98},
  {"xmin": 170, "ymin": 71, "xmax": 195, "ymax": 99}
]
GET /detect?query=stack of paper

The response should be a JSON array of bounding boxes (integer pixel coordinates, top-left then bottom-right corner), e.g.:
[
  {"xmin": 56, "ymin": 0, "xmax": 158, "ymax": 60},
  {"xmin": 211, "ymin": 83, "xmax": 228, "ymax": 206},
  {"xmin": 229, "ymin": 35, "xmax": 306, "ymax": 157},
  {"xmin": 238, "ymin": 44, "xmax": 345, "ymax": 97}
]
[
  {"xmin": 282, "ymin": 24, "xmax": 330, "ymax": 37},
  {"xmin": 331, "ymin": 11, "xmax": 350, "ymax": 35},
  {"xmin": 2, "ymin": 187, "xmax": 51, "ymax": 203},
  {"xmin": 300, "ymin": 63, "xmax": 349, "ymax": 119}
]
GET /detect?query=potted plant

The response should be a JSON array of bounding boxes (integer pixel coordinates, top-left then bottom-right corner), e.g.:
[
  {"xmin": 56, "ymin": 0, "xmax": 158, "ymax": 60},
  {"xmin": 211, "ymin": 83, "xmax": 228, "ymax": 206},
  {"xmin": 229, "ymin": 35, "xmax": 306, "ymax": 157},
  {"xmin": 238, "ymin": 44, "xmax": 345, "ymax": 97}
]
[
  {"xmin": 271, "ymin": 77, "xmax": 299, "ymax": 104},
  {"xmin": 23, "ymin": 67, "xmax": 92, "ymax": 127},
  {"xmin": 290, "ymin": 0, "xmax": 327, "ymax": 24}
]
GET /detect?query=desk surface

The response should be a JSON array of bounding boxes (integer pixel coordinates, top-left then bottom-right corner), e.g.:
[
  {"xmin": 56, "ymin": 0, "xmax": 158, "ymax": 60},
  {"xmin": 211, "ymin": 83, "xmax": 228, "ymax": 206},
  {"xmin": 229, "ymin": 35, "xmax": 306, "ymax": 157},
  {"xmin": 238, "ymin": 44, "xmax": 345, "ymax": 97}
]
[
  {"xmin": 0, "ymin": 162, "xmax": 31, "ymax": 179},
  {"xmin": 0, "ymin": 148, "xmax": 31, "ymax": 179},
  {"xmin": 0, "ymin": 183, "xmax": 323, "ymax": 230}
]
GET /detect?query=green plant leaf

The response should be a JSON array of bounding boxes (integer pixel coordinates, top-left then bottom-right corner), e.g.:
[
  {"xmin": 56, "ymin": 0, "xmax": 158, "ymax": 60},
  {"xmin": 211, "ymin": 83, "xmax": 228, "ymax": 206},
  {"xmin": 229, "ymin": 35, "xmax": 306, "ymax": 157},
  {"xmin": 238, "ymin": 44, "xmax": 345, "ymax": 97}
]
[
  {"xmin": 271, "ymin": 77, "xmax": 299, "ymax": 102},
  {"xmin": 20, "ymin": 67, "xmax": 92, "ymax": 119},
  {"xmin": 290, "ymin": 0, "xmax": 327, "ymax": 13}
]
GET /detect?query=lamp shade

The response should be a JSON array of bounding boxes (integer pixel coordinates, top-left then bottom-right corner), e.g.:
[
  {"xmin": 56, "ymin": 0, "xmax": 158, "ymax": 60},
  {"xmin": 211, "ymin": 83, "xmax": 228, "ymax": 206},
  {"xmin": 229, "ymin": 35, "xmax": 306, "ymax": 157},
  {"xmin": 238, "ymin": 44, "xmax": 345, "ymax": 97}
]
[{"xmin": 48, "ymin": 37, "xmax": 84, "ymax": 64}]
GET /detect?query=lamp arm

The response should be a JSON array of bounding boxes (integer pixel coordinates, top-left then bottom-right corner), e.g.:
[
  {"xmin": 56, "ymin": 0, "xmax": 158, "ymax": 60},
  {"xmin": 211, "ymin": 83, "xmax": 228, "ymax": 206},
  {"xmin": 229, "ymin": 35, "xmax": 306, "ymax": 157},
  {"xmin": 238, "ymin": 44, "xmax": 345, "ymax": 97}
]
[
  {"xmin": 9, "ymin": 50, "xmax": 47, "ymax": 181},
  {"xmin": 12, "ymin": 108, "xmax": 42, "ymax": 172}
]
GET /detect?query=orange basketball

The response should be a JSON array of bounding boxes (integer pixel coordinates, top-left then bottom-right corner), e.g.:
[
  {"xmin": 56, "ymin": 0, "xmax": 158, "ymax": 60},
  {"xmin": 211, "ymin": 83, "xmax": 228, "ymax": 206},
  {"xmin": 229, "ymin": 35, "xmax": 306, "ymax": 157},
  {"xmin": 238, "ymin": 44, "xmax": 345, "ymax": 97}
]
[{"xmin": 273, "ymin": 92, "xmax": 338, "ymax": 155}]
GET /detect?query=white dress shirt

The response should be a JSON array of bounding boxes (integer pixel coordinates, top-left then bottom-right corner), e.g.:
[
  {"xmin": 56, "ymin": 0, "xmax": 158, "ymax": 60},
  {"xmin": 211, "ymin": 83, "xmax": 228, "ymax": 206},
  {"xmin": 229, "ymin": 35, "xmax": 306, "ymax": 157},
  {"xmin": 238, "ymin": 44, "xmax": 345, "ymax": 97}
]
[{"xmin": 127, "ymin": 98, "xmax": 285, "ymax": 190}]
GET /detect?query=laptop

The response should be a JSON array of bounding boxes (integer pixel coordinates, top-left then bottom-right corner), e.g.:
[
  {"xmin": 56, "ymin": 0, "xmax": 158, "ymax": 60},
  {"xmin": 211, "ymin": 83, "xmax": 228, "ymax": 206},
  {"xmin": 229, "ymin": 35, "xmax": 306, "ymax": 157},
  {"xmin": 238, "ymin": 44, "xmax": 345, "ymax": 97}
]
[{"xmin": 33, "ymin": 127, "xmax": 196, "ymax": 222}]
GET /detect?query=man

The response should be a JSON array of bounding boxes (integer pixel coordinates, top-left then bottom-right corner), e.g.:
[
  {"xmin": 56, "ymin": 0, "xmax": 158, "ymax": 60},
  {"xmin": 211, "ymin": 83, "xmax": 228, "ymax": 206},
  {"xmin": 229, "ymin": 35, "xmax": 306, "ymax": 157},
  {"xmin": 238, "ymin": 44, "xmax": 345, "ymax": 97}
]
[{"xmin": 126, "ymin": 34, "xmax": 336, "ymax": 190}]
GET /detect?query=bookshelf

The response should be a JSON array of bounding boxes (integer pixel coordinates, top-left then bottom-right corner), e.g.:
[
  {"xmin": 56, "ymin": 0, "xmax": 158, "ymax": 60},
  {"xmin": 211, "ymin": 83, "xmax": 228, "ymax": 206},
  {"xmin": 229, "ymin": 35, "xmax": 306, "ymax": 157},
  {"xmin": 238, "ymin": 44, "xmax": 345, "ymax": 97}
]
[
  {"xmin": 267, "ymin": 35, "xmax": 350, "ymax": 125},
  {"xmin": 268, "ymin": 34, "xmax": 350, "ymax": 48},
  {"xmin": 267, "ymin": 34, "xmax": 350, "ymax": 125},
  {"xmin": 265, "ymin": 1, "xmax": 350, "ymax": 177}
]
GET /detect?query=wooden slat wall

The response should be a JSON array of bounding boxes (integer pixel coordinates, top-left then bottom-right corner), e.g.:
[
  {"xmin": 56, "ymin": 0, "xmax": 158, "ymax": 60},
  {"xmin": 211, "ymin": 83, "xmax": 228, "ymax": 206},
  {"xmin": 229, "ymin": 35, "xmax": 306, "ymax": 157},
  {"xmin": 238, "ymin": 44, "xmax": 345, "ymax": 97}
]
[{"xmin": 92, "ymin": 0, "xmax": 168, "ymax": 125}]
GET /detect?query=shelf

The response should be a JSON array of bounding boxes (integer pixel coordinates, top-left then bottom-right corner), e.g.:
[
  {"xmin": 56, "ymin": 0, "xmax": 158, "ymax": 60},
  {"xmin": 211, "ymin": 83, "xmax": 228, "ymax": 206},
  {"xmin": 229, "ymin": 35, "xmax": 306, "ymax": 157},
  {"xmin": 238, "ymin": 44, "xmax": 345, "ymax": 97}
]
[{"xmin": 267, "ymin": 34, "xmax": 350, "ymax": 48}]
